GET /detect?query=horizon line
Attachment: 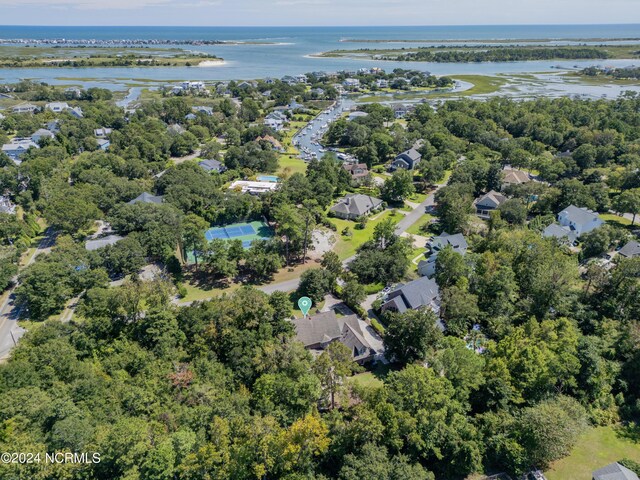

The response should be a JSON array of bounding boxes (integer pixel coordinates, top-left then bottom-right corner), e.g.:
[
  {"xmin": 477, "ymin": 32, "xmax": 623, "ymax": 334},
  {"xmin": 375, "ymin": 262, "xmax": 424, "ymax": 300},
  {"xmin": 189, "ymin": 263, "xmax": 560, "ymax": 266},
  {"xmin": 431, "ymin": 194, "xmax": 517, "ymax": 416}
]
[{"xmin": 0, "ymin": 22, "xmax": 639, "ymax": 28}]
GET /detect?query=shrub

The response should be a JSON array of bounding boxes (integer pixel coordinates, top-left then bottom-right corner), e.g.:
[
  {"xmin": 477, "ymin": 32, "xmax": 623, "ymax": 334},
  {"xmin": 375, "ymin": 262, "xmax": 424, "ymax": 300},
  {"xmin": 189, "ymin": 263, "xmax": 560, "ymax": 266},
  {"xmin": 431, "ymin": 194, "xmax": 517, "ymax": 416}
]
[{"xmin": 370, "ymin": 318, "xmax": 385, "ymax": 335}]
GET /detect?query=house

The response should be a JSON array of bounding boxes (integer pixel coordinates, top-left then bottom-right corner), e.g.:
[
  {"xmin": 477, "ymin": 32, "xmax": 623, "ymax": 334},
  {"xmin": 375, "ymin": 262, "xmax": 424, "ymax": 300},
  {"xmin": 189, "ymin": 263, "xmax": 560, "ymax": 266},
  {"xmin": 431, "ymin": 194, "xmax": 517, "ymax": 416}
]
[
  {"xmin": 295, "ymin": 74, "xmax": 308, "ymax": 84},
  {"xmin": 264, "ymin": 118, "xmax": 284, "ymax": 131},
  {"xmin": 1, "ymin": 139, "xmax": 39, "ymax": 164},
  {"xmin": 96, "ymin": 139, "xmax": 110, "ymax": 151},
  {"xmin": 281, "ymin": 75, "xmax": 297, "ymax": 85},
  {"xmin": 199, "ymin": 159, "xmax": 226, "ymax": 173},
  {"xmin": 343, "ymin": 163, "xmax": 369, "ymax": 183},
  {"xmin": 557, "ymin": 205, "xmax": 604, "ymax": 236},
  {"xmin": 184, "ymin": 113, "xmax": 197, "ymax": 121},
  {"xmin": 45, "ymin": 102, "xmax": 70, "ymax": 113},
  {"xmin": 543, "ymin": 222, "xmax": 578, "ymax": 244},
  {"xmin": 592, "ymin": 462, "xmax": 639, "ymax": 480},
  {"xmin": 46, "ymin": 120, "xmax": 61, "ymax": 133},
  {"xmin": 257, "ymin": 135, "xmax": 284, "ymax": 152},
  {"xmin": 292, "ymin": 310, "xmax": 377, "ymax": 364},
  {"xmin": 502, "ymin": 167, "xmax": 531, "ymax": 187},
  {"xmin": 474, "ymin": 190, "xmax": 507, "ymax": 219},
  {"xmin": 31, "ymin": 128, "xmax": 55, "ymax": 143},
  {"xmin": 618, "ymin": 240, "xmax": 640, "ymax": 259},
  {"xmin": 266, "ymin": 111, "xmax": 288, "ymax": 121},
  {"xmin": 12, "ymin": 103, "xmax": 38, "ymax": 114},
  {"xmin": 310, "ymin": 87, "xmax": 325, "ymax": 96},
  {"xmin": 0, "ymin": 196, "xmax": 16, "ymax": 215},
  {"xmin": 94, "ymin": 128, "xmax": 112, "ymax": 137},
  {"xmin": 85, "ymin": 234, "xmax": 124, "ymax": 251},
  {"xmin": 69, "ymin": 107, "xmax": 84, "ymax": 119},
  {"xmin": 418, "ymin": 232, "xmax": 468, "ymax": 278},
  {"xmin": 0, "ymin": 113, "xmax": 5, "ymax": 121},
  {"xmin": 329, "ymin": 194, "xmax": 383, "ymax": 220},
  {"xmin": 381, "ymin": 276, "xmax": 440, "ymax": 315},
  {"xmin": 127, "ymin": 192, "xmax": 164, "ymax": 205},
  {"xmin": 343, "ymin": 78, "xmax": 360, "ymax": 89},
  {"xmin": 391, "ymin": 147, "xmax": 422, "ymax": 170},
  {"xmin": 65, "ymin": 87, "xmax": 83, "ymax": 98},
  {"xmin": 375, "ymin": 79, "xmax": 389, "ymax": 88},
  {"xmin": 181, "ymin": 81, "xmax": 205, "ymax": 91},
  {"xmin": 229, "ymin": 180, "xmax": 279, "ymax": 195},
  {"xmin": 192, "ymin": 106, "xmax": 214, "ymax": 116},
  {"xmin": 393, "ymin": 104, "xmax": 410, "ymax": 119}
]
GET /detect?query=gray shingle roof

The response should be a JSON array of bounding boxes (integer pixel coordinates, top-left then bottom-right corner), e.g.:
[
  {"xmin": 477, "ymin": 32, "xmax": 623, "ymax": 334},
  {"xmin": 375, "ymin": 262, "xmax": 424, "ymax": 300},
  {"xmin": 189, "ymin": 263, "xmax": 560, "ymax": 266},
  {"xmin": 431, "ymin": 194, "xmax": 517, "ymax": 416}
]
[
  {"xmin": 619, "ymin": 240, "xmax": 640, "ymax": 258},
  {"xmin": 593, "ymin": 463, "xmax": 640, "ymax": 480},
  {"xmin": 430, "ymin": 232, "xmax": 468, "ymax": 252},
  {"xmin": 330, "ymin": 194, "xmax": 383, "ymax": 217},
  {"xmin": 383, "ymin": 276, "xmax": 440, "ymax": 312},
  {"xmin": 85, "ymin": 234, "xmax": 124, "ymax": 251},
  {"xmin": 127, "ymin": 192, "xmax": 163, "ymax": 205},
  {"xmin": 543, "ymin": 223, "xmax": 578, "ymax": 243},
  {"xmin": 475, "ymin": 190, "xmax": 507, "ymax": 209},
  {"xmin": 560, "ymin": 204, "xmax": 600, "ymax": 227},
  {"xmin": 292, "ymin": 311, "xmax": 371, "ymax": 355},
  {"xmin": 199, "ymin": 159, "xmax": 225, "ymax": 172}
]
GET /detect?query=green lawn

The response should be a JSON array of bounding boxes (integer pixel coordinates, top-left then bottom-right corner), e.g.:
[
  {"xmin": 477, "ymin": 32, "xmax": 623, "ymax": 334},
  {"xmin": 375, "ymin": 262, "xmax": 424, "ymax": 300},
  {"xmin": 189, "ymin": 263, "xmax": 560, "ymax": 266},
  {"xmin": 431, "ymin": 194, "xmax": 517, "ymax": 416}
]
[
  {"xmin": 546, "ymin": 425, "xmax": 640, "ymax": 480},
  {"xmin": 600, "ymin": 213, "xmax": 634, "ymax": 228},
  {"xmin": 278, "ymin": 154, "xmax": 307, "ymax": 176},
  {"xmin": 406, "ymin": 214, "xmax": 435, "ymax": 236},
  {"xmin": 449, "ymin": 74, "xmax": 508, "ymax": 96},
  {"xmin": 331, "ymin": 210, "xmax": 399, "ymax": 259}
]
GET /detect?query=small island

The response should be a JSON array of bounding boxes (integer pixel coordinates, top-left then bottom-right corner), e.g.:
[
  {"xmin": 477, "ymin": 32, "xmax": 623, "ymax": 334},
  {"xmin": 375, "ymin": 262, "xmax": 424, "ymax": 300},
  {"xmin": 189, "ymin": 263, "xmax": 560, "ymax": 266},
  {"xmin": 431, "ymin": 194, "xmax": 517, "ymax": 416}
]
[
  {"xmin": 317, "ymin": 44, "xmax": 640, "ymax": 62},
  {"xmin": 0, "ymin": 45, "xmax": 224, "ymax": 68}
]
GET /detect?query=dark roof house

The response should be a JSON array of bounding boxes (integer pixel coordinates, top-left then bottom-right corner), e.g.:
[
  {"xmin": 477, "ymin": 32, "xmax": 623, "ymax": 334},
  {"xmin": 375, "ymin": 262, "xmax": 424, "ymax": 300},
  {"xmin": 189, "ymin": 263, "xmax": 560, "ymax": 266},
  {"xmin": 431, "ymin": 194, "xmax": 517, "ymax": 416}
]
[
  {"xmin": 381, "ymin": 276, "xmax": 440, "ymax": 314},
  {"xmin": 419, "ymin": 232, "xmax": 468, "ymax": 278},
  {"xmin": 199, "ymin": 159, "xmax": 226, "ymax": 173},
  {"xmin": 619, "ymin": 240, "xmax": 640, "ymax": 259},
  {"xmin": 391, "ymin": 148, "xmax": 422, "ymax": 170}
]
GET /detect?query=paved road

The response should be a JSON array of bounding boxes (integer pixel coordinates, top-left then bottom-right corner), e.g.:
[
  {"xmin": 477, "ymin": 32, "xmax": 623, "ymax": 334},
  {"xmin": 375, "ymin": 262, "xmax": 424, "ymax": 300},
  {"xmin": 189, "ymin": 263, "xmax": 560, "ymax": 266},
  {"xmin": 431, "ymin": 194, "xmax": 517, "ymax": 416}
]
[
  {"xmin": 0, "ymin": 228, "xmax": 56, "ymax": 361},
  {"xmin": 394, "ymin": 187, "xmax": 441, "ymax": 235}
]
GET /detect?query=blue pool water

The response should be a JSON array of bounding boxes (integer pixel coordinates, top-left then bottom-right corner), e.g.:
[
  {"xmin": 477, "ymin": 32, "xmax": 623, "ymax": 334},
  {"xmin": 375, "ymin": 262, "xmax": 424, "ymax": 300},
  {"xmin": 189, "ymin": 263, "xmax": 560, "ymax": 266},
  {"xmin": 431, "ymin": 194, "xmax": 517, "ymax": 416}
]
[{"xmin": 257, "ymin": 175, "xmax": 280, "ymax": 183}]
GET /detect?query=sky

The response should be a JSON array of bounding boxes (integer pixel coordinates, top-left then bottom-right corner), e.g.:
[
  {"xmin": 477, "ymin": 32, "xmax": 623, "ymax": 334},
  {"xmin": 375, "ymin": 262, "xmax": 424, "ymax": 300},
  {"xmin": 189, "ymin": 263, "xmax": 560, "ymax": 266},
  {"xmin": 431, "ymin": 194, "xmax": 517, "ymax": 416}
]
[{"xmin": 0, "ymin": 0, "xmax": 638, "ymax": 26}]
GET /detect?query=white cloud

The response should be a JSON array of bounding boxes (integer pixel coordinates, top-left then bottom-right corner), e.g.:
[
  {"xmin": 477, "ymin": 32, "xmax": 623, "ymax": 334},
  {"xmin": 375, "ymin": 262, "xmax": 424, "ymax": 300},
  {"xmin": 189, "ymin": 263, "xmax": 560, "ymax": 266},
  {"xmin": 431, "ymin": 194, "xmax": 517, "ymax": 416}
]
[{"xmin": 0, "ymin": 0, "xmax": 220, "ymax": 9}]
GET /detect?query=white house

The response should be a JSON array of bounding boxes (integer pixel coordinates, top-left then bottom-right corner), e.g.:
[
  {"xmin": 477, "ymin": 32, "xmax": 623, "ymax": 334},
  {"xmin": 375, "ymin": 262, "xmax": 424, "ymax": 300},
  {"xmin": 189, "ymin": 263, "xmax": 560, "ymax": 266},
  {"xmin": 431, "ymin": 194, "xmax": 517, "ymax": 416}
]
[
  {"xmin": 46, "ymin": 102, "xmax": 70, "ymax": 113},
  {"xmin": 2, "ymin": 138, "xmax": 39, "ymax": 164},
  {"xmin": 229, "ymin": 180, "xmax": 279, "ymax": 195},
  {"xmin": 343, "ymin": 78, "xmax": 360, "ymax": 89},
  {"xmin": 557, "ymin": 205, "xmax": 604, "ymax": 236},
  {"xmin": 12, "ymin": 103, "xmax": 38, "ymax": 114}
]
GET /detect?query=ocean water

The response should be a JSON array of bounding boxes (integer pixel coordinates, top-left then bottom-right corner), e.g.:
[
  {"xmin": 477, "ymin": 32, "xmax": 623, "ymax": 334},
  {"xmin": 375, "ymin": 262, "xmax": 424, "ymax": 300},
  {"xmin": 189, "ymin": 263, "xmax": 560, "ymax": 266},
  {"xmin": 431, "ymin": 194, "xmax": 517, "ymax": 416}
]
[{"xmin": 0, "ymin": 25, "xmax": 638, "ymax": 86}]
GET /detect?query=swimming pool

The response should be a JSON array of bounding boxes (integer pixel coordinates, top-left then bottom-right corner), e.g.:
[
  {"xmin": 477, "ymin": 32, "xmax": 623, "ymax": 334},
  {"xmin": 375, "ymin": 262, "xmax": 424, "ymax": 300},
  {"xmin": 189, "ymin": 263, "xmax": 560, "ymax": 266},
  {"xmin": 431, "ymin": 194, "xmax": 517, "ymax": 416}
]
[{"xmin": 257, "ymin": 175, "xmax": 280, "ymax": 183}]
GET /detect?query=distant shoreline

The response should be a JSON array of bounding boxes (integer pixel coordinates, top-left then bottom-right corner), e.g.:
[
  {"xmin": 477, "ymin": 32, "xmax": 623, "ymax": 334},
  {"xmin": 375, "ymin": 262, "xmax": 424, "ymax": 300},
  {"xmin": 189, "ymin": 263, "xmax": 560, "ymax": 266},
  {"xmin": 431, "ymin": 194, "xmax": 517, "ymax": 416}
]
[{"xmin": 340, "ymin": 37, "xmax": 640, "ymax": 44}]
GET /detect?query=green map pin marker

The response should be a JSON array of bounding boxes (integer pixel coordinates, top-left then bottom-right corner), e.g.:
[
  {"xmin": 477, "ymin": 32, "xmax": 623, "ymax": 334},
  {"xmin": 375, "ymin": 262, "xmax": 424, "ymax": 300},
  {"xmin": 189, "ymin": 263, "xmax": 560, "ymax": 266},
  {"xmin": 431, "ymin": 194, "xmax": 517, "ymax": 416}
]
[{"xmin": 298, "ymin": 297, "xmax": 312, "ymax": 317}]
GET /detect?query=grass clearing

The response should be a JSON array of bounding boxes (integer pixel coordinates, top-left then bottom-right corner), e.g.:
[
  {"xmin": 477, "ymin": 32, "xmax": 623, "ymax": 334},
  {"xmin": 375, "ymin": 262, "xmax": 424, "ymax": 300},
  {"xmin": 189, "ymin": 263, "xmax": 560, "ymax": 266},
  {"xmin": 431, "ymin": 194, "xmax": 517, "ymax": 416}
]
[
  {"xmin": 546, "ymin": 425, "xmax": 640, "ymax": 480},
  {"xmin": 600, "ymin": 213, "xmax": 634, "ymax": 228},
  {"xmin": 450, "ymin": 74, "xmax": 508, "ymax": 96},
  {"xmin": 331, "ymin": 210, "xmax": 399, "ymax": 259},
  {"xmin": 406, "ymin": 214, "xmax": 435, "ymax": 236}
]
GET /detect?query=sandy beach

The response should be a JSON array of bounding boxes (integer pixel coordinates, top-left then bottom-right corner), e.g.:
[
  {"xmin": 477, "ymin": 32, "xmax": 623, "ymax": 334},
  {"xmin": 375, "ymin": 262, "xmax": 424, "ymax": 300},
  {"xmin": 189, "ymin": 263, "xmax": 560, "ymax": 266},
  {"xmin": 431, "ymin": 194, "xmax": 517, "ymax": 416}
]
[{"xmin": 197, "ymin": 59, "xmax": 227, "ymax": 67}]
